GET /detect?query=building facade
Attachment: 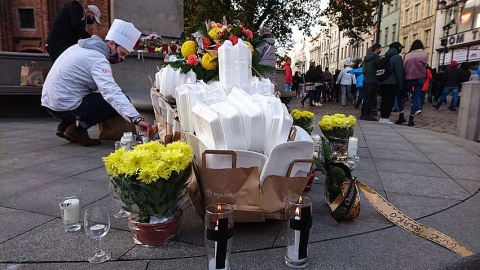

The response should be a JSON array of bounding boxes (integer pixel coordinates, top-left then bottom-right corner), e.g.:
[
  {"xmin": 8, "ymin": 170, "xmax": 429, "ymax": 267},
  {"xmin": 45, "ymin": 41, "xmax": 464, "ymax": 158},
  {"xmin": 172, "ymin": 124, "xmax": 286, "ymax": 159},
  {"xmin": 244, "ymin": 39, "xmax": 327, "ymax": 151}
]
[
  {"xmin": 433, "ymin": 0, "xmax": 480, "ymax": 69},
  {"xmin": 0, "ymin": 0, "xmax": 109, "ymax": 53},
  {"xmin": 399, "ymin": 0, "xmax": 436, "ymax": 64},
  {"xmin": 380, "ymin": 0, "xmax": 402, "ymax": 54}
]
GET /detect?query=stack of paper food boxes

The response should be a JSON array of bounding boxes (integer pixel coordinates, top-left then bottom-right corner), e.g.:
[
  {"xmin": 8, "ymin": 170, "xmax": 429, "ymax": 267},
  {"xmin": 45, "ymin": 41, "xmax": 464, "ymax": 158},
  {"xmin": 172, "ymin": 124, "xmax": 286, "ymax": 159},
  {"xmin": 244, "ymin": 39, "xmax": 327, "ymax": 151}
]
[{"xmin": 152, "ymin": 39, "xmax": 314, "ymax": 183}]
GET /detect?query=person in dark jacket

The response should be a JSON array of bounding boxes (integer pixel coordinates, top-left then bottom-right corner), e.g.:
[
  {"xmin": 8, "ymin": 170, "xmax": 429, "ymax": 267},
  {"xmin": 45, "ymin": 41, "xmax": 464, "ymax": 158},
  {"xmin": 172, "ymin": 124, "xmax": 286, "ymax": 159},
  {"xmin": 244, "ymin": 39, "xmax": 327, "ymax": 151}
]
[
  {"xmin": 292, "ymin": 71, "xmax": 301, "ymax": 97},
  {"xmin": 361, "ymin": 43, "xmax": 382, "ymax": 121},
  {"xmin": 256, "ymin": 26, "xmax": 276, "ymax": 82},
  {"xmin": 45, "ymin": 0, "xmax": 101, "ymax": 63},
  {"xmin": 432, "ymin": 61, "xmax": 467, "ymax": 111},
  {"xmin": 301, "ymin": 63, "xmax": 317, "ymax": 107},
  {"xmin": 378, "ymin": 42, "xmax": 404, "ymax": 124},
  {"xmin": 313, "ymin": 65, "xmax": 324, "ymax": 106}
]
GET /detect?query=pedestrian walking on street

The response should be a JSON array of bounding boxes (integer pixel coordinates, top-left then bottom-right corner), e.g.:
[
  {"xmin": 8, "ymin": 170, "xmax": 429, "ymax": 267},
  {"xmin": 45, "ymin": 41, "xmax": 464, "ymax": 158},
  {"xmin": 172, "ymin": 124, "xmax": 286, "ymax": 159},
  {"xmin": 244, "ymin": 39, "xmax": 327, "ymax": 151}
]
[
  {"xmin": 323, "ymin": 67, "xmax": 333, "ymax": 102},
  {"xmin": 336, "ymin": 59, "xmax": 356, "ymax": 106},
  {"xmin": 256, "ymin": 26, "xmax": 276, "ymax": 82},
  {"xmin": 45, "ymin": 0, "xmax": 101, "ymax": 63},
  {"xmin": 301, "ymin": 63, "xmax": 316, "ymax": 107},
  {"xmin": 361, "ymin": 43, "xmax": 382, "ymax": 121},
  {"xmin": 292, "ymin": 71, "xmax": 301, "ymax": 97},
  {"xmin": 313, "ymin": 65, "xmax": 324, "ymax": 106},
  {"xmin": 379, "ymin": 42, "xmax": 404, "ymax": 124},
  {"xmin": 398, "ymin": 39, "xmax": 428, "ymax": 126},
  {"xmin": 349, "ymin": 59, "xmax": 364, "ymax": 109},
  {"xmin": 432, "ymin": 61, "xmax": 469, "ymax": 111},
  {"xmin": 420, "ymin": 66, "xmax": 433, "ymax": 112}
]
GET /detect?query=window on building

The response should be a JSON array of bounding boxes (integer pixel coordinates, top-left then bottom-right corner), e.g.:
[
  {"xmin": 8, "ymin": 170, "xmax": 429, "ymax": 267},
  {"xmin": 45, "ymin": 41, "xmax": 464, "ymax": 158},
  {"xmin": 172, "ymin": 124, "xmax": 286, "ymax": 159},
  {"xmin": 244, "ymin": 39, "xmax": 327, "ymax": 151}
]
[
  {"xmin": 414, "ymin": 4, "xmax": 420, "ymax": 22},
  {"xmin": 425, "ymin": 29, "xmax": 431, "ymax": 47},
  {"xmin": 384, "ymin": 27, "xmax": 389, "ymax": 46},
  {"xmin": 392, "ymin": 24, "xmax": 397, "ymax": 43},
  {"xmin": 395, "ymin": 0, "xmax": 398, "ymax": 10},
  {"xmin": 458, "ymin": 0, "xmax": 476, "ymax": 32},
  {"xmin": 405, "ymin": 9, "xmax": 410, "ymax": 25},
  {"xmin": 18, "ymin": 8, "xmax": 35, "ymax": 29},
  {"xmin": 426, "ymin": 0, "xmax": 433, "ymax": 16},
  {"xmin": 413, "ymin": 33, "xmax": 419, "ymax": 43},
  {"xmin": 403, "ymin": 37, "xmax": 408, "ymax": 49},
  {"xmin": 341, "ymin": 47, "xmax": 344, "ymax": 59},
  {"xmin": 386, "ymin": 2, "xmax": 390, "ymax": 14}
]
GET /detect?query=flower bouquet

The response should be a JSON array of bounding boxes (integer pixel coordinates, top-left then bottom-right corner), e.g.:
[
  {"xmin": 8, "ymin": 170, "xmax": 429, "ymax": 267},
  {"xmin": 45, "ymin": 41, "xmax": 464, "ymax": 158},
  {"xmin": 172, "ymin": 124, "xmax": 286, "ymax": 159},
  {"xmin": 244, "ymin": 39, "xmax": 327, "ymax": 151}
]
[
  {"xmin": 160, "ymin": 17, "xmax": 275, "ymax": 83},
  {"xmin": 140, "ymin": 33, "xmax": 162, "ymax": 53},
  {"xmin": 103, "ymin": 141, "xmax": 193, "ymax": 245},
  {"xmin": 290, "ymin": 109, "xmax": 314, "ymax": 134},
  {"xmin": 318, "ymin": 114, "xmax": 356, "ymax": 160}
]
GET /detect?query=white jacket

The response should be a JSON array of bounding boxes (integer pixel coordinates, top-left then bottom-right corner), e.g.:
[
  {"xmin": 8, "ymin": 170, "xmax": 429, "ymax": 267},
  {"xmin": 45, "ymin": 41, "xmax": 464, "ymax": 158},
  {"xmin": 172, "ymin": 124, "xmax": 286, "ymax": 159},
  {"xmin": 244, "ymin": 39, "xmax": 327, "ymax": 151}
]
[
  {"xmin": 336, "ymin": 67, "xmax": 356, "ymax": 86},
  {"xmin": 41, "ymin": 35, "xmax": 140, "ymax": 122}
]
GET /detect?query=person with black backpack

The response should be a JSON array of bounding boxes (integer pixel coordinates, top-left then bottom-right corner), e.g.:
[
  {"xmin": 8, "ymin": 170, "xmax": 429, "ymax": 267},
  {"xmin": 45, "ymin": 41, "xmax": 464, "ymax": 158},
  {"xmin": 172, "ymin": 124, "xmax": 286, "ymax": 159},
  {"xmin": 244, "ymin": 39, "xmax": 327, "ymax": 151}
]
[
  {"xmin": 361, "ymin": 43, "xmax": 382, "ymax": 121},
  {"xmin": 378, "ymin": 42, "xmax": 405, "ymax": 124}
]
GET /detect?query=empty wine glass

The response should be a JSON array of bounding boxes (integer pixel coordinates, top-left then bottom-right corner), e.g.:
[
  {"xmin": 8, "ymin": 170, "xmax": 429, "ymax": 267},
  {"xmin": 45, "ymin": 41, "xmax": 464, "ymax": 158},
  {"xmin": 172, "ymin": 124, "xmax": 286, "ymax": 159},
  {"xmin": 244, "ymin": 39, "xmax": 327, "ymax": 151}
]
[{"xmin": 84, "ymin": 206, "xmax": 111, "ymax": 263}]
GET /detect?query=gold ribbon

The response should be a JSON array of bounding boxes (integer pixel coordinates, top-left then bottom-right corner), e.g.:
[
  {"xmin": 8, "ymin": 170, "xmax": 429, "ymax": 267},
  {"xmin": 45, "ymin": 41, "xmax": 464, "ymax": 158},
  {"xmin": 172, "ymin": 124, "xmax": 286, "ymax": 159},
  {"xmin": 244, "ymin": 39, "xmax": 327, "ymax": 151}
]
[{"xmin": 341, "ymin": 181, "xmax": 475, "ymax": 257}]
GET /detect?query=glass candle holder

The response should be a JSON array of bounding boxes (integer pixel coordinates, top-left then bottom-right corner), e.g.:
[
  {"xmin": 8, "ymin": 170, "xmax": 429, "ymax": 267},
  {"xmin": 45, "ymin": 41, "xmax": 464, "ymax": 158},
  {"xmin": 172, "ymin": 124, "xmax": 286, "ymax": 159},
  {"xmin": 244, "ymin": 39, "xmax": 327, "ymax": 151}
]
[
  {"xmin": 205, "ymin": 203, "xmax": 234, "ymax": 270},
  {"xmin": 284, "ymin": 196, "xmax": 312, "ymax": 268},
  {"xmin": 57, "ymin": 195, "xmax": 81, "ymax": 232}
]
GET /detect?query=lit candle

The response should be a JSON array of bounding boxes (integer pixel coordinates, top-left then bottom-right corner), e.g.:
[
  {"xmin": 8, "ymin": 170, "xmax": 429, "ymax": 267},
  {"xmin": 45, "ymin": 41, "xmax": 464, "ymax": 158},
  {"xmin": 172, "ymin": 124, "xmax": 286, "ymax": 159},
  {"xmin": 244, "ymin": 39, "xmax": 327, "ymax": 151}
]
[
  {"xmin": 294, "ymin": 206, "xmax": 301, "ymax": 257},
  {"xmin": 61, "ymin": 198, "xmax": 80, "ymax": 225},
  {"xmin": 348, "ymin": 137, "xmax": 358, "ymax": 157}
]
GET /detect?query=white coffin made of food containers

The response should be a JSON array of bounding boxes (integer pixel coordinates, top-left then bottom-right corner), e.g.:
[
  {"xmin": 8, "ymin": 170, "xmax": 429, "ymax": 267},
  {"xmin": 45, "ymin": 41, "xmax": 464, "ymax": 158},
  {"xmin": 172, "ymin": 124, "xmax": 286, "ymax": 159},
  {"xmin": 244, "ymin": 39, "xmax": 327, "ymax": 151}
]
[
  {"xmin": 207, "ymin": 101, "xmax": 248, "ymax": 150},
  {"xmin": 191, "ymin": 101, "xmax": 226, "ymax": 149},
  {"xmin": 175, "ymin": 82, "xmax": 207, "ymax": 133},
  {"xmin": 226, "ymin": 87, "xmax": 265, "ymax": 153}
]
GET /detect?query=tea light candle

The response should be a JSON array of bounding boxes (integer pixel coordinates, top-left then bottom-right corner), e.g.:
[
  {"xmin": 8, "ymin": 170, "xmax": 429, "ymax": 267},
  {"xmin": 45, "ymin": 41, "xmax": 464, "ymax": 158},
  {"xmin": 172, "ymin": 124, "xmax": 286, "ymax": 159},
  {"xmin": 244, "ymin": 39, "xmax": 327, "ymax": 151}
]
[
  {"xmin": 348, "ymin": 137, "xmax": 358, "ymax": 157},
  {"xmin": 62, "ymin": 198, "xmax": 80, "ymax": 224}
]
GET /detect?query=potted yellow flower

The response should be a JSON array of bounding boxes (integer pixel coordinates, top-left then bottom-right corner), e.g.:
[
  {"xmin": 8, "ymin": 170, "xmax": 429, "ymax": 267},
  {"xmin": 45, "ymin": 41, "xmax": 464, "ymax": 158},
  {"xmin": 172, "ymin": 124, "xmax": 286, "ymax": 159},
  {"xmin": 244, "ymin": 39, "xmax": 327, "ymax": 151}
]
[
  {"xmin": 290, "ymin": 109, "xmax": 315, "ymax": 134},
  {"xmin": 103, "ymin": 141, "xmax": 193, "ymax": 246},
  {"xmin": 318, "ymin": 113, "xmax": 356, "ymax": 159}
]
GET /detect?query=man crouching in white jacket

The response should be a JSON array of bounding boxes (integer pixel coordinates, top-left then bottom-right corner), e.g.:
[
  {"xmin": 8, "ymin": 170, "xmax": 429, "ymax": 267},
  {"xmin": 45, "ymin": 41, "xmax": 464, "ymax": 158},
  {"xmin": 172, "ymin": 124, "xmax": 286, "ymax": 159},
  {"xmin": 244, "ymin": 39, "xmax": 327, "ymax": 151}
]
[{"xmin": 41, "ymin": 19, "xmax": 153, "ymax": 146}]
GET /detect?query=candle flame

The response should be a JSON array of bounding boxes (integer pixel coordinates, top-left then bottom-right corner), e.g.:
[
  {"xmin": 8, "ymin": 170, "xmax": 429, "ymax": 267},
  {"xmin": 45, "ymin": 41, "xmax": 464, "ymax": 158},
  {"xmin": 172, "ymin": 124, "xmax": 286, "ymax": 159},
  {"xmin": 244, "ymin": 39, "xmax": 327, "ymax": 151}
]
[
  {"xmin": 295, "ymin": 206, "xmax": 300, "ymax": 216},
  {"xmin": 216, "ymin": 204, "xmax": 222, "ymax": 212},
  {"xmin": 298, "ymin": 196, "xmax": 303, "ymax": 204}
]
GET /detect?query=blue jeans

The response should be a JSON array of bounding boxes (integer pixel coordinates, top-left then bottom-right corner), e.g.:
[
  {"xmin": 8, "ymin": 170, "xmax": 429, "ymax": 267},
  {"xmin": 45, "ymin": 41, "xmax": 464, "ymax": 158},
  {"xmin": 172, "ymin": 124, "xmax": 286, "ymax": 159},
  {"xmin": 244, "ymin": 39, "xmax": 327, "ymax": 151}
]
[
  {"xmin": 46, "ymin": 93, "xmax": 120, "ymax": 128},
  {"xmin": 405, "ymin": 79, "xmax": 425, "ymax": 115},
  {"xmin": 437, "ymin": 86, "xmax": 459, "ymax": 109},
  {"xmin": 284, "ymin": 83, "xmax": 292, "ymax": 91},
  {"xmin": 355, "ymin": 87, "xmax": 364, "ymax": 108}
]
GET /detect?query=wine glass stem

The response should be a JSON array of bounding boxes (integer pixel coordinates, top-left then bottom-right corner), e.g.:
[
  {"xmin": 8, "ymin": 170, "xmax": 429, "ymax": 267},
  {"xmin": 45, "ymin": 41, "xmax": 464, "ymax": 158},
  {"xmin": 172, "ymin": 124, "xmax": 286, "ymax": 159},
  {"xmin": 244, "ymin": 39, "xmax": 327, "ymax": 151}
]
[{"xmin": 95, "ymin": 239, "xmax": 105, "ymax": 257}]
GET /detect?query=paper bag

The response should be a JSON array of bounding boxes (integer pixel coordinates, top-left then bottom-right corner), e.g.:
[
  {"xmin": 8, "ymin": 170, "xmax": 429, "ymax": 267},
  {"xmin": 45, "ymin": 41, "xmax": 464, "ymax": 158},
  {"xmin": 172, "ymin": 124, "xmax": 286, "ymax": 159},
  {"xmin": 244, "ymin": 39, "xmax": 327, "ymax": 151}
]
[
  {"xmin": 187, "ymin": 150, "xmax": 313, "ymax": 223},
  {"xmin": 98, "ymin": 115, "xmax": 137, "ymax": 140},
  {"xmin": 20, "ymin": 62, "xmax": 49, "ymax": 86}
]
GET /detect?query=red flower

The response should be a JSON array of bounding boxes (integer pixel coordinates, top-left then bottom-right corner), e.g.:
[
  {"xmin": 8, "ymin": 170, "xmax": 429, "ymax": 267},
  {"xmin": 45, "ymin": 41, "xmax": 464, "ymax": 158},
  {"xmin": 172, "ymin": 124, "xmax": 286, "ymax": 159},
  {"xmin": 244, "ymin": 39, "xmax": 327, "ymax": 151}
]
[
  {"xmin": 170, "ymin": 44, "xmax": 177, "ymax": 53},
  {"xmin": 202, "ymin": 37, "xmax": 211, "ymax": 49},
  {"xmin": 186, "ymin": 54, "xmax": 199, "ymax": 65},
  {"xmin": 216, "ymin": 23, "xmax": 223, "ymax": 28},
  {"xmin": 242, "ymin": 29, "xmax": 253, "ymax": 39},
  {"xmin": 229, "ymin": 34, "xmax": 239, "ymax": 45},
  {"xmin": 213, "ymin": 43, "xmax": 222, "ymax": 51}
]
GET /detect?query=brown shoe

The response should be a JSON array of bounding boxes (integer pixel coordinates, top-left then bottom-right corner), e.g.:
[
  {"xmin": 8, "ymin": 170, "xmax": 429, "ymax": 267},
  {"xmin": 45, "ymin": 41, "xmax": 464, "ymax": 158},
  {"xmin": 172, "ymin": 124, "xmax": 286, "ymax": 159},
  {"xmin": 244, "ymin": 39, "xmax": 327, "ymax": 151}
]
[
  {"xmin": 56, "ymin": 120, "xmax": 74, "ymax": 138},
  {"xmin": 63, "ymin": 124, "xmax": 101, "ymax": 146}
]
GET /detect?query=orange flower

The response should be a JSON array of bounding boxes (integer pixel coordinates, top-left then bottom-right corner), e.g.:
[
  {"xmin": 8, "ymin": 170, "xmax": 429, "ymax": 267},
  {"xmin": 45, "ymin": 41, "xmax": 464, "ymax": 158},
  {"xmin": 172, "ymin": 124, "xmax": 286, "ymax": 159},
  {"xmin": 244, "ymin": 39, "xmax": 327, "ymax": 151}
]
[{"xmin": 186, "ymin": 54, "xmax": 199, "ymax": 66}]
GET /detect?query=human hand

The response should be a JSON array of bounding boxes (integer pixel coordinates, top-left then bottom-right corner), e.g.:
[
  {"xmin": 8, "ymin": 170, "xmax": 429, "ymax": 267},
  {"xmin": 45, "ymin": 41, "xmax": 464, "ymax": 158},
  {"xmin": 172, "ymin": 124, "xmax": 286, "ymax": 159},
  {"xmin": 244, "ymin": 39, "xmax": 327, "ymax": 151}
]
[{"xmin": 137, "ymin": 121, "xmax": 154, "ymax": 138}]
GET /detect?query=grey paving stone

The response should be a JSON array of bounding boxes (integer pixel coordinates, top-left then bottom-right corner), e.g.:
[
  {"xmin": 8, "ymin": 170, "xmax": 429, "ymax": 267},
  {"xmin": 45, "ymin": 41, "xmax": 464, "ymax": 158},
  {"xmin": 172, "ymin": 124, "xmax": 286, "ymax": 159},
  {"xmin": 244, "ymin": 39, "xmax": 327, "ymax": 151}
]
[
  {"xmin": 383, "ymin": 192, "xmax": 461, "ymax": 219},
  {"xmin": 0, "ymin": 220, "xmax": 135, "ymax": 262},
  {"xmin": 24, "ymin": 155, "xmax": 105, "ymax": 177},
  {"xmin": 378, "ymin": 171, "xmax": 470, "ymax": 200},
  {"xmin": 369, "ymin": 146, "xmax": 430, "ymax": 162},
  {"xmin": 0, "ymin": 169, "xmax": 66, "ymax": 198},
  {"xmin": 364, "ymin": 140, "xmax": 418, "ymax": 151},
  {"xmin": 1, "ymin": 177, "xmax": 110, "ymax": 216},
  {"xmin": 364, "ymin": 134, "xmax": 409, "ymax": 143},
  {"xmin": 373, "ymin": 159, "xmax": 450, "ymax": 178},
  {"xmin": 425, "ymin": 152, "xmax": 480, "ymax": 166},
  {"xmin": 0, "ymin": 207, "xmax": 55, "ymax": 243},
  {"xmin": 437, "ymin": 163, "xmax": 480, "ymax": 181},
  {"xmin": 0, "ymin": 261, "xmax": 149, "ymax": 270},
  {"xmin": 455, "ymin": 179, "xmax": 480, "ymax": 195}
]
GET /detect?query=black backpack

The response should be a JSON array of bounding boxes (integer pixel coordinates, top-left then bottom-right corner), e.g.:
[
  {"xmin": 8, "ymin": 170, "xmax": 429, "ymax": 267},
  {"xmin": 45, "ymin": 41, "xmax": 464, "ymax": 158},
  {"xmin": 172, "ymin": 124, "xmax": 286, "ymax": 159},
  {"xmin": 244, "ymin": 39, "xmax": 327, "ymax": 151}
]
[{"xmin": 376, "ymin": 55, "xmax": 393, "ymax": 82}]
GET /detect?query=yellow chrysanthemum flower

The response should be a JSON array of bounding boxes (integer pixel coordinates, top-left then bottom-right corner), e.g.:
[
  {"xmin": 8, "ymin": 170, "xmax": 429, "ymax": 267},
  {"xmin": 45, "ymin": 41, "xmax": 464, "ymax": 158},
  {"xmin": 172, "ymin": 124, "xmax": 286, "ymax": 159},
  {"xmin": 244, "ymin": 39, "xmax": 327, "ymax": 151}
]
[
  {"xmin": 244, "ymin": 41, "xmax": 254, "ymax": 53},
  {"xmin": 181, "ymin": 40, "xmax": 196, "ymax": 58},
  {"xmin": 208, "ymin": 26, "xmax": 221, "ymax": 40},
  {"xmin": 201, "ymin": 53, "xmax": 217, "ymax": 70}
]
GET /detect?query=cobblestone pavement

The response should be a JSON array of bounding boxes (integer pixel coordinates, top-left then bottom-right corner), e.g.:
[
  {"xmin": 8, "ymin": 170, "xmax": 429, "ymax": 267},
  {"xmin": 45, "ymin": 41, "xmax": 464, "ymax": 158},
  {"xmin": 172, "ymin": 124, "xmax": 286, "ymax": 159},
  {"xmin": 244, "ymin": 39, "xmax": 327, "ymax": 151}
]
[{"xmin": 288, "ymin": 94, "xmax": 459, "ymax": 136}]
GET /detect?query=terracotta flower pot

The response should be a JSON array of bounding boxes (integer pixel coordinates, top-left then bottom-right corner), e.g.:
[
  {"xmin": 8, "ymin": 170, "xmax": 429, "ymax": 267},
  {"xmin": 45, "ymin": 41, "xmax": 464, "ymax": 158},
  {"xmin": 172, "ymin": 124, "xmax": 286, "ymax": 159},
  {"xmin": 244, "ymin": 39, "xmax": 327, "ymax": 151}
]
[{"xmin": 128, "ymin": 212, "xmax": 181, "ymax": 246}]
